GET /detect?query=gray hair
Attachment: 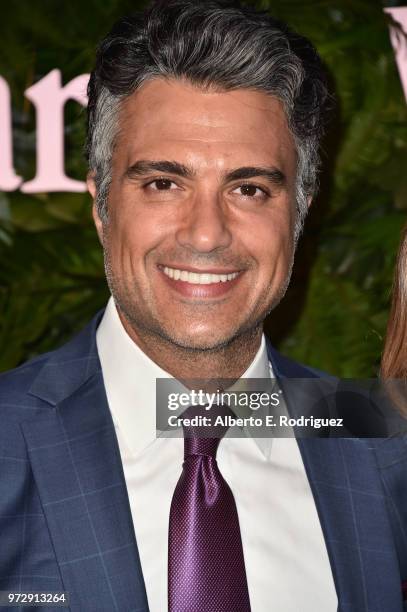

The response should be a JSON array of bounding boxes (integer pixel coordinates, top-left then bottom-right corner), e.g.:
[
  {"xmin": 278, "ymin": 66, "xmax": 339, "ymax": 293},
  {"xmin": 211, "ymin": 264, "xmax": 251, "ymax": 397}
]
[{"xmin": 86, "ymin": 0, "xmax": 329, "ymax": 240}]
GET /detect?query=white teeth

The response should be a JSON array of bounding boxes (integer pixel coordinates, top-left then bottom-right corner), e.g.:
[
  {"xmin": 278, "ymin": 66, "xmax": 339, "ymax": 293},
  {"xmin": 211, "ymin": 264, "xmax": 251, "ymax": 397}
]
[{"xmin": 163, "ymin": 266, "xmax": 239, "ymax": 284}]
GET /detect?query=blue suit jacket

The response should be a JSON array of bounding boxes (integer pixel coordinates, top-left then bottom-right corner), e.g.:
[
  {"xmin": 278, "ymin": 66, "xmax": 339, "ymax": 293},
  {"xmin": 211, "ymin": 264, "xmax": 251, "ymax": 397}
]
[{"xmin": 1, "ymin": 311, "xmax": 407, "ymax": 611}]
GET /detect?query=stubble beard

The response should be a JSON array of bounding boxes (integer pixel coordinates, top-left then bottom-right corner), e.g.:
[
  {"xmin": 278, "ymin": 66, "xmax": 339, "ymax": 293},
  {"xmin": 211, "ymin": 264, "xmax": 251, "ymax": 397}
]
[{"xmin": 102, "ymin": 240, "xmax": 295, "ymax": 356}]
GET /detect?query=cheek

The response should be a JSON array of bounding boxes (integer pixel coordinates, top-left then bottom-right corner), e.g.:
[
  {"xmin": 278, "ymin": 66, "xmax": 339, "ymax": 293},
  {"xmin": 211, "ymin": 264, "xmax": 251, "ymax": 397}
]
[
  {"xmin": 103, "ymin": 214, "xmax": 140, "ymax": 275},
  {"xmin": 106, "ymin": 205, "xmax": 168, "ymax": 277},
  {"xmin": 246, "ymin": 209, "xmax": 294, "ymax": 277}
]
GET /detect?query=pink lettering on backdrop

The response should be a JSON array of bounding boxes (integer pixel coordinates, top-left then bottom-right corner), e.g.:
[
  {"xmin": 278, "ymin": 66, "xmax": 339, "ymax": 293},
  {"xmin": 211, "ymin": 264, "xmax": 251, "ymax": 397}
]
[
  {"xmin": 385, "ymin": 7, "xmax": 407, "ymax": 103},
  {"xmin": 22, "ymin": 69, "xmax": 89, "ymax": 193},
  {"xmin": 0, "ymin": 76, "xmax": 23, "ymax": 190}
]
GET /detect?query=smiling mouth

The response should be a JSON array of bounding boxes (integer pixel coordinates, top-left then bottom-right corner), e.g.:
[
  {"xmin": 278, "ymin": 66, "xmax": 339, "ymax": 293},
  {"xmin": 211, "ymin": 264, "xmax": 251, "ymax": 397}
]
[{"xmin": 162, "ymin": 266, "xmax": 240, "ymax": 285}]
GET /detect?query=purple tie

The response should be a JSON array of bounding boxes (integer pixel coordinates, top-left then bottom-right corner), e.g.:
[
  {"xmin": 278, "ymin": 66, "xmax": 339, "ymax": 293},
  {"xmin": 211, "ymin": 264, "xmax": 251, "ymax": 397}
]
[{"xmin": 168, "ymin": 405, "xmax": 251, "ymax": 611}]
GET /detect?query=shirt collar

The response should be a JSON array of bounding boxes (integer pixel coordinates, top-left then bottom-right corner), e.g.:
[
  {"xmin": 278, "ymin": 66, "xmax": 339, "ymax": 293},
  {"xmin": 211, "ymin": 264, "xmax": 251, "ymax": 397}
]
[{"xmin": 96, "ymin": 296, "xmax": 273, "ymax": 457}]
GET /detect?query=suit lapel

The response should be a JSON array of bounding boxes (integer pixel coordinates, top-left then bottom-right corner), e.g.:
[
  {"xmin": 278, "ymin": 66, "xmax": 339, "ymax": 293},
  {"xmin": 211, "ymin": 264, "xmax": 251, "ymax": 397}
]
[
  {"xmin": 267, "ymin": 341, "xmax": 403, "ymax": 612},
  {"xmin": 20, "ymin": 313, "xmax": 149, "ymax": 611}
]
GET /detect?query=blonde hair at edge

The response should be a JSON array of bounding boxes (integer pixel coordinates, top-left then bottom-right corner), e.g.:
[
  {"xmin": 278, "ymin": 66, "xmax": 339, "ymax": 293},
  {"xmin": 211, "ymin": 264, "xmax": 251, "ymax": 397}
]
[{"xmin": 381, "ymin": 223, "xmax": 407, "ymax": 379}]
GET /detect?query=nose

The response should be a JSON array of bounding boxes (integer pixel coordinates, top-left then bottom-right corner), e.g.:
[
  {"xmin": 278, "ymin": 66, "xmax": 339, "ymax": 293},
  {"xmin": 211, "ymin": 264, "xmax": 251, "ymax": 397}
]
[{"xmin": 175, "ymin": 191, "xmax": 232, "ymax": 253}]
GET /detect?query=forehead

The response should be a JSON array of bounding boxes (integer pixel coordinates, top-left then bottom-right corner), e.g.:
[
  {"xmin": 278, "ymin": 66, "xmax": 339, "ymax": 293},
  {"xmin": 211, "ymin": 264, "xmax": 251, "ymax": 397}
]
[{"xmin": 115, "ymin": 78, "xmax": 296, "ymax": 172}]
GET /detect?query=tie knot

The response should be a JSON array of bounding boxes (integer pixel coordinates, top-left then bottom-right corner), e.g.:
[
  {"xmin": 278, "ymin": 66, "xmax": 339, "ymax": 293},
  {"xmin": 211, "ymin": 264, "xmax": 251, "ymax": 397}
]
[
  {"xmin": 181, "ymin": 404, "xmax": 230, "ymax": 459},
  {"xmin": 184, "ymin": 435, "xmax": 220, "ymax": 458}
]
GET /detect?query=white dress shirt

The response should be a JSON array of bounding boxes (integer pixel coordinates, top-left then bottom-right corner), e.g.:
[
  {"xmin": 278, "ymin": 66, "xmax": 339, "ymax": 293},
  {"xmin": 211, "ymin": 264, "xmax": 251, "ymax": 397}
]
[{"xmin": 96, "ymin": 297, "xmax": 338, "ymax": 611}]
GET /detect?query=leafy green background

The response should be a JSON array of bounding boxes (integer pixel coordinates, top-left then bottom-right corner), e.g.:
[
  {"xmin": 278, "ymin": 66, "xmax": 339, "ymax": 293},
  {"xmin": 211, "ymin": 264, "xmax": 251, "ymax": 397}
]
[{"xmin": 0, "ymin": 0, "xmax": 406, "ymax": 376}]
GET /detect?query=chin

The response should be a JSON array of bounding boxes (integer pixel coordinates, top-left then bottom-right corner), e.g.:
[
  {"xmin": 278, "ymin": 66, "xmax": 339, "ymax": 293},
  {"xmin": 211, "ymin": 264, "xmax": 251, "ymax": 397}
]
[
  {"xmin": 160, "ymin": 321, "xmax": 256, "ymax": 352},
  {"xmin": 157, "ymin": 324, "xmax": 236, "ymax": 352}
]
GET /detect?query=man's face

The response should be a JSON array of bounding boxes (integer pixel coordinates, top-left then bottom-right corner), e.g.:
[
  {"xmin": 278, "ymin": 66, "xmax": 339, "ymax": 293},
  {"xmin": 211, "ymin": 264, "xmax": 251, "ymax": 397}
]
[{"xmin": 90, "ymin": 79, "xmax": 298, "ymax": 350}]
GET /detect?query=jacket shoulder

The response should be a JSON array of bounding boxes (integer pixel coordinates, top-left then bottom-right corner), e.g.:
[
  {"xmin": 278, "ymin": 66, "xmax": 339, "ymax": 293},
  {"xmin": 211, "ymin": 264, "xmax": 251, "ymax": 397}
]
[
  {"xmin": 0, "ymin": 350, "xmax": 58, "ymax": 425},
  {"xmin": 0, "ymin": 354, "xmax": 56, "ymax": 480},
  {"xmin": 0, "ymin": 351, "xmax": 54, "ymax": 397},
  {"xmin": 0, "ymin": 310, "xmax": 103, "ymax": 416},
  {"xmin": 266, "ymin": 338, "xmax": 335, "ymax": 380}
]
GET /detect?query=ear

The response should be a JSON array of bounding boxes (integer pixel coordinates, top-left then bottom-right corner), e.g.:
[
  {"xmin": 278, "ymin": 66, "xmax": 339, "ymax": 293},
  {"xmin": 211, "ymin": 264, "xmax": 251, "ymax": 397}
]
[
  {"xmin": 307, "ymin": 195, "xmax": 312, "ymax": 209},
  {"xmin": 87, "ymin": 172, "xmax": 104, "ymax": 245}
]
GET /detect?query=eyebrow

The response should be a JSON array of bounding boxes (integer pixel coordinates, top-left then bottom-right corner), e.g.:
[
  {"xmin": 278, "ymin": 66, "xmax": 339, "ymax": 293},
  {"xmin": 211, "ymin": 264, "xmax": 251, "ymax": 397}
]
[
  {"xmin": 125, "ymin": 159, "xmax": 286, "ymax": 186},
  {"xmin": 224, "ymin": 166, "xmax": 286, "ymax": 186},
  {"xmin": 125, "ymin": 160, "xmax": 194, "ymax": 179}
]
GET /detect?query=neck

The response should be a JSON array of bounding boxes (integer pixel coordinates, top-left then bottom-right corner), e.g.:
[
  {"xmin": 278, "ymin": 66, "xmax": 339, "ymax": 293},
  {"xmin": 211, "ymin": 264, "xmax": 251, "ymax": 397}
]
[{"xmin": 117, "ymin": 311, "xmax": 263, "ymax": 384}]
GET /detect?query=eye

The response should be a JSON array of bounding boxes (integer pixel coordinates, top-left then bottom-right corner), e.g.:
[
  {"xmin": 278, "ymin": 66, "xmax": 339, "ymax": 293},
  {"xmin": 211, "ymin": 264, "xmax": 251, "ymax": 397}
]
[
  {"xmin": 232, "ymin": 183, "xmax": 269, "ymax": 198},
  {"xmin": 145, "ymin": 178, "xmax": 179, "ymax": 191}
]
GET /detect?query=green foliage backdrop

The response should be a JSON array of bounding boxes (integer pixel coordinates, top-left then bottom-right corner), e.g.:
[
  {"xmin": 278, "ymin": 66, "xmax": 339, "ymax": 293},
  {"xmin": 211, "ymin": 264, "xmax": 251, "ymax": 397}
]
[{"xmin": 0, "ymin": 0, "xmax": 406, "ymax": 375}]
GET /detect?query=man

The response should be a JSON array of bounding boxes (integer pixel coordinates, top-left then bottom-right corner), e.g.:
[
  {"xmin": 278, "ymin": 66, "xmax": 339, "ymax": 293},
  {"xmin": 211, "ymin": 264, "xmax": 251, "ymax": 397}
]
[{"xmin": 1, "ymin": 1, "xmax": 406, "ymax": 610}]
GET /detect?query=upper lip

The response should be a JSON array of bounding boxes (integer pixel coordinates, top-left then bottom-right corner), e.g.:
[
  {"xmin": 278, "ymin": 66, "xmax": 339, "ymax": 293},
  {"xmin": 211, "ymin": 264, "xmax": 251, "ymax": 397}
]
[{"xmin": 158, "ymin": 264, "xmax": 242, "ymax": 274}]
